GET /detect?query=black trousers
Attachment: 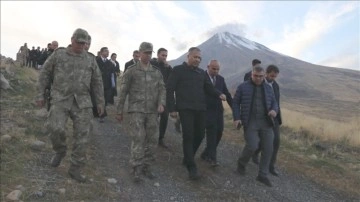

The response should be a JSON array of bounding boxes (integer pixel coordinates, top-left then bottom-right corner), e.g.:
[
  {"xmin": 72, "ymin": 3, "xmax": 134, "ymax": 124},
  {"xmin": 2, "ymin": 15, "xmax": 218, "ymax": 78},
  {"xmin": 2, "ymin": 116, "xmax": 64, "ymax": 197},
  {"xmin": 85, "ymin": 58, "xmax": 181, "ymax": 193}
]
[
  {"xmin": 202, "ymin": 109, "xmax": 224, "ymax": 161},
  {"xmin": 159, "ymin": 108, "xmax": 169, "ymax": 141},
  {"xmin": 254, "ymin": 119, "xmax": 280, "ymax": 169},
  {"xmin": 179, "ymin": 110, "xmax": 205, "ymax": 169}
]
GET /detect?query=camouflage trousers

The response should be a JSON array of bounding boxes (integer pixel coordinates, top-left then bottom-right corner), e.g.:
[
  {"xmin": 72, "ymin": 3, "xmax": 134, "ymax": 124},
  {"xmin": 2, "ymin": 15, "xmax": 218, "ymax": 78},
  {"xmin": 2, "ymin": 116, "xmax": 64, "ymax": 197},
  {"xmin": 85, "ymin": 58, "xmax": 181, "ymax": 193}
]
[
  {"xmin": 127, "ymin": 112, "xmax": 158, "ymax": 168},
  {"xmin": 45, "ymin": 100, "xmax": 92, "ymax": 167}
]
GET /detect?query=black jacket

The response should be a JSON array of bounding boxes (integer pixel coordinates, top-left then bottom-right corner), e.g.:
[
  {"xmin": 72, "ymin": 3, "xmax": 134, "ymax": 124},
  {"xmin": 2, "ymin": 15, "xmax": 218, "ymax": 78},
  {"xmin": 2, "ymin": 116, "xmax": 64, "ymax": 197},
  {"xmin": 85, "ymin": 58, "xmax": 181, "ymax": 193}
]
[
  {"xmin": 124, "ymin": 59, "xmax": 136, "ymax": 72},
  {"xmin": 204, "ymin": 71, "xmax": 232, "ymax": 112},
  {"xmin": 150, "ymin": 58, "xmax": 172, "ymax": 83},
  {"xmin": 269, "ymin": 80, "xmax": 282, "ymax": 125},
  {"xmin": 166, "ymin": 62, "xmax": 221, "ymax": 112},
  {"xmin": 244, "ymin": 70, "xmax": 251, "ymax": 81},
  {"xmin": 96, "ymin": 57, "xmax": 115, "ymax": 90}
]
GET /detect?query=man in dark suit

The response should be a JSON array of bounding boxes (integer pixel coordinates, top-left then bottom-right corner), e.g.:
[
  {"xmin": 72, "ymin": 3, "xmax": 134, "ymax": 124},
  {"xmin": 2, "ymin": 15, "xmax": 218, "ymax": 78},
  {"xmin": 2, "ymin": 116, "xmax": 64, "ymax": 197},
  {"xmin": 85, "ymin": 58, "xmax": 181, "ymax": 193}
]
[
  {"xmin": 252, "ymin": 65, "xmax": 282, "ymax": 176},
  {"xmin": 150, "ymin": 48, "xmax": 172, "ymax": 148},
  {"xmin": 244, "ymin": 59, "xmax": 261, "ymax": 81},
  {"xmin": 124, "ymin": 50, "xmax": 140, "ymax": 72},
  {"xmin": 96, "ymin": 47, "xmax": 115, "ymax": 122},
  {"xmin": 167, "ymin": 47, "xmax": 227, "ymax": 180},
  {"xmin": 200, "ymin": 60, "xmax": 233, "ymax": 166}
]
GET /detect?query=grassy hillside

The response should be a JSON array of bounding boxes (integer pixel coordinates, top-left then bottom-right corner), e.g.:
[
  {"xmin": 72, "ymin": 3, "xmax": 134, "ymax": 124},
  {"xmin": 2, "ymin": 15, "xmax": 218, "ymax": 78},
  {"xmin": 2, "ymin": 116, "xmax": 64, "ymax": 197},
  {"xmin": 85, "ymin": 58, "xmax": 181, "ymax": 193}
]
[{"xmin": 1, "ymin": 63, "xmax": 359, "ymax": 200}]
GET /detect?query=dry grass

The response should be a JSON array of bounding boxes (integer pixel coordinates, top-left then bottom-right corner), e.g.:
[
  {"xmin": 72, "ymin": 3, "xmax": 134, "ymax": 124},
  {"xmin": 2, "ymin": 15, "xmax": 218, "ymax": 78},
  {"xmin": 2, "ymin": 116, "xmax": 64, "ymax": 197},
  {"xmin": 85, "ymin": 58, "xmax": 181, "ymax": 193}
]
[
  {"xmin": 222, "ymin": 102, "xmax": 360, "ymax": 198},
  {"xmin": 281, "ymin": 108, "xmax": 360, "ymax": 146}
]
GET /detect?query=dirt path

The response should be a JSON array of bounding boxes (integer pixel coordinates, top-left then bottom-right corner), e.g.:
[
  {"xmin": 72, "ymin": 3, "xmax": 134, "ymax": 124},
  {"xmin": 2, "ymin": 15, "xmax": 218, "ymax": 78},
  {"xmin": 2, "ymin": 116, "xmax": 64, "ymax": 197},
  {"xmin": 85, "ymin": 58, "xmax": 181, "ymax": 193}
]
[{"xmin": 87, "ymin": 109, "xmax": 357, "ymax": 202}]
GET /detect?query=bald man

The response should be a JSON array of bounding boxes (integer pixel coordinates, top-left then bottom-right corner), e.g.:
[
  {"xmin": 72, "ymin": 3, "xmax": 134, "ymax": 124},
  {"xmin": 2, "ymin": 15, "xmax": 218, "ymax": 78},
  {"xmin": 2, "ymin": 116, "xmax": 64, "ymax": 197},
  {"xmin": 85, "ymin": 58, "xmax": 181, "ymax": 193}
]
[{"xmin": 200, "ymin": 60, "xmax": 233, "ymax": 166}]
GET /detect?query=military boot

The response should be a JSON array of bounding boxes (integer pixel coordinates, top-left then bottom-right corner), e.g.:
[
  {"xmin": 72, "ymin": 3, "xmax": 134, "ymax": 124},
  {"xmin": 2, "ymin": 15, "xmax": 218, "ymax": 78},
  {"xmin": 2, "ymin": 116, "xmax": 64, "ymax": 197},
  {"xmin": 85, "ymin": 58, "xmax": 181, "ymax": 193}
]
[
  {"xmin": 50, "ymin": 152, "xmax": 66, "ymax": 167},
  {"xmin": 142, "ymin": 165, "xmax": 156, "ymax": 179},
  {"xmin": 133, "ymin": 166, "xmax": 144, "ymax": 183},
  {"xmin": 68, "ymin": 164, "xmax": 86, "ymax": 183}
]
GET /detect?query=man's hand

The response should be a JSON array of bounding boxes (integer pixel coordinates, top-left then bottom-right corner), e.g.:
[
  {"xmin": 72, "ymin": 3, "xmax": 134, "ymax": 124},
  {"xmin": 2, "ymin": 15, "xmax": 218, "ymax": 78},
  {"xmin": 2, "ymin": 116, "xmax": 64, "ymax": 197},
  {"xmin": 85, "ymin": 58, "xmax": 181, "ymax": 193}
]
[
  {"xmin": 158, "ymin": 105, "xmax": 164, "ymax": 113},
  {"xmin": 219, "ymin": 94, "xmax": 226, "ymax": 101},
  {"xmin": 170, "ymin": 112, "xmax": 177, "ymax": 118},
  {"xmin": 36, "ymin": 99, "xmax": 45, "ymax": 107},
  {"xmin": 97, "ymin": 105, "xmax": 104, "ymax": 116},
  {"xmin": 115, "ymin": 113, "xmax": 123, "ymax": 123},
  {"xmin": 234, "ymin": 120, "xmax": 242, "ymax": 129},
  {"xmin": 268, "ymin": 110, "xmax": 277, "ymax": 118}
]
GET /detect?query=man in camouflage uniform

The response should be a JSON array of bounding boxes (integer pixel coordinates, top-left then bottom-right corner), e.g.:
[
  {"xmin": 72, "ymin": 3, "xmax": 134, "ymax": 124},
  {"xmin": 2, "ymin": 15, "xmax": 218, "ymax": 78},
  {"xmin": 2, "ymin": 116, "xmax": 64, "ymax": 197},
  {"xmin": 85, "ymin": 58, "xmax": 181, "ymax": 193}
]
[
  {"xmin": 116, "ymin": 42, "xmax": 166, "ymax": 183},
  {"xmin": 36, "ymin": 28, "xmax": 105, "ymax": 183},
  {"xmin": 18, "ymin": 43, "xmax": 29, "ymax": 67}
]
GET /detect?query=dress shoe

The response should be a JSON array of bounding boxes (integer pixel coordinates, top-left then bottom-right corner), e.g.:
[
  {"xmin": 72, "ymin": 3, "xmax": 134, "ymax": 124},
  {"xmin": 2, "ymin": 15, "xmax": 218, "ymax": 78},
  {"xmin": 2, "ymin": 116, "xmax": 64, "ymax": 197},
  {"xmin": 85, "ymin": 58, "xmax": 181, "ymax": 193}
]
[
  {"xmin": 68, "ymin": 165, "xmax": 86, "ymax": 183},
  {"xmin": 256, "ymin": 175, "xmax": 272, "ymax": 187},
  {"xmin": 252, "ymin": 154, "xmax": 259, "ymax": 165},
  {"xmin": 188, "ymin": 167, "xmax": 201, "ymax": 180},
  {"xmin": 133, "ymin": 166, "xmax": 144, "ymax": 183},
  {"xmin": 269, "ymin": 168, "xmax": 279, "ymax": 177},
  {"xmin": 50, "ymin": 152, "xmax": 66, "ymax": 167},
  {"xmin": 158, "ymin": 139, "xmax": 168, "ymax": 149},
  {"xmin": 142, "ymin": 166, "xmax": 156, "ymax": 179},
  {"xmin": 237, "ymin": 164, "xmax": 246, "ymax": 175}
]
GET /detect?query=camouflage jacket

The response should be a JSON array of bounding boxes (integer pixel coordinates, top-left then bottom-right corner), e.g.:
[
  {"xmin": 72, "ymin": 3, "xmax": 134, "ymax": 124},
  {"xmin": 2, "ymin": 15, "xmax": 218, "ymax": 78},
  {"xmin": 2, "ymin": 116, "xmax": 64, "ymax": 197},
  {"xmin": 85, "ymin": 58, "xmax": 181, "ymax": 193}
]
[
  {"xmin": 117, "ymin": 62, "xmax": 166, "ymax": 114},
  {"xmin": 36, "ymin": 47, "xmax": 105, "ymax": 109}
]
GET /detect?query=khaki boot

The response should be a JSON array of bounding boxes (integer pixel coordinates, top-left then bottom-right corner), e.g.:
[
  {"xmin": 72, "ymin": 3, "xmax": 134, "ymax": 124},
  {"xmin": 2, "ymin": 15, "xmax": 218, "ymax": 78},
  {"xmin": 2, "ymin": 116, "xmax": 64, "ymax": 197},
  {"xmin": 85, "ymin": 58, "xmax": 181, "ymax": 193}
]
[
  {"xmin": 142, "ymin": 165, "xmax": 156, "ymax": 179},
  {"xmin": 133, "ymin": 166, "xmax": 143, "ymax": 183},
  {"xmin": 68, "ymin": 164, "xmax": 86, "ymax": 183},
  {"xmin": 50, "ymin": 152, "xmax": 66, "ymax": 167}
]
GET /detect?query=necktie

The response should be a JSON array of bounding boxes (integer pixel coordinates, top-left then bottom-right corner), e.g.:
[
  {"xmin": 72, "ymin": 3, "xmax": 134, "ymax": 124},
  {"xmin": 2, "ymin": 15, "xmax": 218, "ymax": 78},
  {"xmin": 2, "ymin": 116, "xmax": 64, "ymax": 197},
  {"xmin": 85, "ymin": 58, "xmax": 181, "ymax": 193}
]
[{"xmin": 212, "ymin": 76, "xmax": 216, "ymax": 85}]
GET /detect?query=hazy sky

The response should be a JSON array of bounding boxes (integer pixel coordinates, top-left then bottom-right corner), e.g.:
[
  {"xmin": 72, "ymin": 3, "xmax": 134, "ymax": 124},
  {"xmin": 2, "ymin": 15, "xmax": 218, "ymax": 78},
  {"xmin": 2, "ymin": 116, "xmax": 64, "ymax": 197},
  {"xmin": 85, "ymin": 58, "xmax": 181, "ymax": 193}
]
[{"xmin": 1, "ymin": 1, "xmax": 359, "ymax": 71}]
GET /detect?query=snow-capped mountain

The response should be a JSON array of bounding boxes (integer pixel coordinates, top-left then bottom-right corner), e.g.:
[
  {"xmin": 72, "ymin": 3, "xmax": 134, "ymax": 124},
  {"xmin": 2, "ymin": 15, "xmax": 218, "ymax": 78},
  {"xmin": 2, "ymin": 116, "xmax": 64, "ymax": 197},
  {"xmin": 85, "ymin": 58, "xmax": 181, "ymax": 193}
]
[{"xmin": 168, "ymin": 32, "xmax": 360, "ymax": 117}]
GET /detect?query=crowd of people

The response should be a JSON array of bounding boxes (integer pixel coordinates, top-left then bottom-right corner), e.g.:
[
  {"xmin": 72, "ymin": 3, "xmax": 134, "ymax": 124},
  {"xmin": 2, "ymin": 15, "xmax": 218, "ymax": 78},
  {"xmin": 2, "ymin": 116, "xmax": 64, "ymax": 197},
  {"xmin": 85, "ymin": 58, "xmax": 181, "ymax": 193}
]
[
  {"xmin": 35, "ymin": 28, "xmax": 282, "ymax": 187},
  {"xmin": 17, "ymin": 41, "xmax": 59, "ymax": 69}
]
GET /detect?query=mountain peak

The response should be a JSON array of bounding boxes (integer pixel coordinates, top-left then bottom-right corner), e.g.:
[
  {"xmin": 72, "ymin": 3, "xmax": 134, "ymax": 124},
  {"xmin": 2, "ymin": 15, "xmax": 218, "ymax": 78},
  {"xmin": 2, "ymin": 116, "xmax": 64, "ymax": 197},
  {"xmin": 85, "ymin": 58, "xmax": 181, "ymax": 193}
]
[{"xmin": 214, "ymin": 32, "xmax": 270, "ymax": 51}]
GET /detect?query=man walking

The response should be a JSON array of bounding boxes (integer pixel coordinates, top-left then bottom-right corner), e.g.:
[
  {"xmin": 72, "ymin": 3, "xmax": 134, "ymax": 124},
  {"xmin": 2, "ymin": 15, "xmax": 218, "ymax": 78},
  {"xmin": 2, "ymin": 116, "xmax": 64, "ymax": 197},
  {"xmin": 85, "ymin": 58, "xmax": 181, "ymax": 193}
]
[
  {"xmin": 36, "ymin": 28, "xmax": 104, "ymax": 183},
  {"xmin": 167, "ymin": 47, "xmax": 226, "ymax": 180},
  {"xmin": 150, "ymin": 48, "xmax": 172, "ymax": 148},
  {"xmin": 96, "ymin": 47, "xmax": 115, "ymax": 122},
  {"xmin": 116, "ymin": 42, "xmax": 166, "ymax": 183},
  {"xmin": 252, "ymin": 65, "xmax": 282, "ymax": 176},
  {"xmin": 200, "ymin": 60, "xmax": 233, "ymax": 166},
  {"xmin": 232, "ymin": 66, "xmax": 278, "ymax": 187}
]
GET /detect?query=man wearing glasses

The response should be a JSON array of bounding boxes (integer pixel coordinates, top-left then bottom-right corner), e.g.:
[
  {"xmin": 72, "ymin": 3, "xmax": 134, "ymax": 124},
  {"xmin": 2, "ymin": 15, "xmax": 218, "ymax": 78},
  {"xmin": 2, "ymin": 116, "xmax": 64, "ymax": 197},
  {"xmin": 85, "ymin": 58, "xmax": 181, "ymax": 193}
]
[{"xmin": 232, "ymin": 66, "xmax": 278, "ymax": 187}]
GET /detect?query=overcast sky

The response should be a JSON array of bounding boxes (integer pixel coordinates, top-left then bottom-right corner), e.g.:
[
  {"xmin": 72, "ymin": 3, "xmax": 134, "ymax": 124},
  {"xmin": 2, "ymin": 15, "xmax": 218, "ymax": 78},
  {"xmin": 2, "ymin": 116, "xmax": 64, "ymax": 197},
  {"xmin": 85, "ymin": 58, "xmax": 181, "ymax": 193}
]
[{"xmin": 1, "ymin": 1, "xmax": 359, "ymax": 71}]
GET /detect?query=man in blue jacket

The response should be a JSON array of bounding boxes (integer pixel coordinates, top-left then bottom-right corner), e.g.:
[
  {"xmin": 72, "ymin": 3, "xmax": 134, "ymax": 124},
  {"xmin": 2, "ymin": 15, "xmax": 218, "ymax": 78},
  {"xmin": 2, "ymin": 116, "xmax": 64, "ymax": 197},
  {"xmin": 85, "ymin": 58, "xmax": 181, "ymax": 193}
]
[
  {"xmin": 252, "ymin": 65, "xmax": 282, "ymax": 176},
  {"xmin": 232, "ymin": 66, "xmax": 278, "ymax": 187}
]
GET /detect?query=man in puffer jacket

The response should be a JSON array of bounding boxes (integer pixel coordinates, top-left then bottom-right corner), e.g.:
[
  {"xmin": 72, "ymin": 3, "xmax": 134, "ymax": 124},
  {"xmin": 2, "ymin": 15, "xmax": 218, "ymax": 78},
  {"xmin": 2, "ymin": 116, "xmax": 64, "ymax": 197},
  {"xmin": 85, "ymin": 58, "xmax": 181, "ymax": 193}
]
[{"xmin": 232, "ymin": 66, "xmax": 278, "ymax": 187}]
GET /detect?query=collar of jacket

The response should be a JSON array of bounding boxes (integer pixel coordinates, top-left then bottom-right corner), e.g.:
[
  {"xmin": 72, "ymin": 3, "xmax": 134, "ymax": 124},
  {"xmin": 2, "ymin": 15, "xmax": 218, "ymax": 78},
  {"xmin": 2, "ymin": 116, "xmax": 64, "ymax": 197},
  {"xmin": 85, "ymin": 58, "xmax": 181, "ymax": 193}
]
[
  {"xmin": 66, "ymin": 46, "xmax": 86, "ymax": 57},
  {"xmin": 183, "ymin": 62, "xmax": 201, "ymax": 72},
  {"xmin": 250, "ymin": 79, "xmax": 265, "ymax": 87},
  {"xmin": 134, "ymin": 61, "xmax": 156, "ymax": 71}
]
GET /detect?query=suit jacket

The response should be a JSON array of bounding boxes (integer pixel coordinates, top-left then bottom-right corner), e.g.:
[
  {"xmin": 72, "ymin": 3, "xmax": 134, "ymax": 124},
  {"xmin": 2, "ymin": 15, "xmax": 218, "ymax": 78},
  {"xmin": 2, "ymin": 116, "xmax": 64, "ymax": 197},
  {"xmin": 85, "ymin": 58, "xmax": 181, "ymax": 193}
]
[
  {"xmin": 205, "ymin": 71, "xmax": 233, "ymax": 112},
  {"xmin": 269, "ymin": 80, "xmax": 282, "ymax": 125},
  {"xmin": 96, "ymin": 57, "xmax": 114, "ymax": 90},
  {"xmin": 124, "ymin": 59, "xmax": 136, "ymax": 72}
]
